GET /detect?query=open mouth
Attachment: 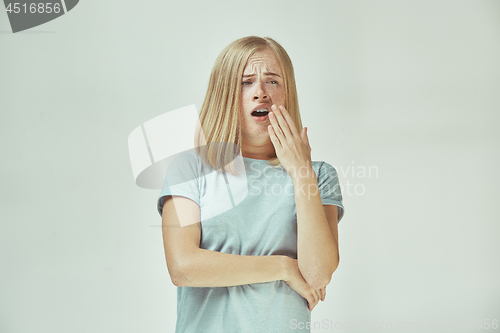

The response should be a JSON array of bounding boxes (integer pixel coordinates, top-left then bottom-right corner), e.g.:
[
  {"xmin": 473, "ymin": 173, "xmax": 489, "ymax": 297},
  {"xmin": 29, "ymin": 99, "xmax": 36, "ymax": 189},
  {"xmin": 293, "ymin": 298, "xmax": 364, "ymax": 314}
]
[{"xmin": 251, "ymin": 109, "xmax": 269, "ymax": 117}]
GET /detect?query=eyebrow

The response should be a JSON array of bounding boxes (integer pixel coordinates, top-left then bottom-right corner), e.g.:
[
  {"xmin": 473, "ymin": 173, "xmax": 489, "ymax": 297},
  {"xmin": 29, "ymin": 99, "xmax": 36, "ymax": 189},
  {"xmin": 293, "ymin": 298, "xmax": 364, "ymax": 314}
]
[{"xmin": 242, "ymin": 72, "xmax": 282, "ymax": 78}]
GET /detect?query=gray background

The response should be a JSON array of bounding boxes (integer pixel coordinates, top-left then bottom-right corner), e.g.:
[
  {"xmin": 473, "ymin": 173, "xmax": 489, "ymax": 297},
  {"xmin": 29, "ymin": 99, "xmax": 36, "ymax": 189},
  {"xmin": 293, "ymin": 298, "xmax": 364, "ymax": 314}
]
[{"xmin": 1, "ymin": 0, "xmax": 499, "ymax": 332}]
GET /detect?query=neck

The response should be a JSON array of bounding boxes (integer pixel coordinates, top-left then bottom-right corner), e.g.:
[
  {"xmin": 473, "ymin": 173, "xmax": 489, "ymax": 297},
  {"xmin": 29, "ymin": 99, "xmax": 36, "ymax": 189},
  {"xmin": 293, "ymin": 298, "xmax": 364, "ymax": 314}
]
[{"xmin": 240, "ymin": 139, "xmax": 276, "ymax": 160}]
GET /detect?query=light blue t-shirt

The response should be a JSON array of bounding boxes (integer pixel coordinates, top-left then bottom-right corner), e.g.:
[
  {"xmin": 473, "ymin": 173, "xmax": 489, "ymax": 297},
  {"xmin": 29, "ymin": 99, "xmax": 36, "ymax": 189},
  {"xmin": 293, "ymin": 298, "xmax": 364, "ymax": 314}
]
[{"xmin": 157, "ymin": 150, "xmax": 344, "ymax": 333}]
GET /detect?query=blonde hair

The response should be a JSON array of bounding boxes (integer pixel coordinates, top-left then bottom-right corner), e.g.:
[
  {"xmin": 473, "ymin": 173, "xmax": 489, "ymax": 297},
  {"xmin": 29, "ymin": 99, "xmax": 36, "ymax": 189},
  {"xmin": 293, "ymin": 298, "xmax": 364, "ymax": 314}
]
[{"xmin": 194, "ymin": 36, "xmax": 303, "ymax": 175}]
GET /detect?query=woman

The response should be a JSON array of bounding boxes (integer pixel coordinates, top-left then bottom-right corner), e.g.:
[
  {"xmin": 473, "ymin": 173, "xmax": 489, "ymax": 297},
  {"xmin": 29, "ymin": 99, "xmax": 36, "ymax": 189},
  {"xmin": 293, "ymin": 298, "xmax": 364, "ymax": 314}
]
[{"xmin": 157, "ymin": 36, "xmax": 345, "ymax": 333}]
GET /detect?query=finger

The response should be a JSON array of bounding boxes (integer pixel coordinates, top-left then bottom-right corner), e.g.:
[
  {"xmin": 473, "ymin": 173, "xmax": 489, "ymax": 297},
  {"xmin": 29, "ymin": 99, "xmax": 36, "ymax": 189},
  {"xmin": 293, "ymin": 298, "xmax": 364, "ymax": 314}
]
[
  {"xmin": 306, "ymin": 291, "xmax": 316, "ymax": 311},
  {"xmin": 320, "ymin": 288, "xmax": 326, "ymax": 301},
  {"xmin": 301, "ymin": 127, "xmax": 307, "ymax": 146},
  {"xmin": 271, "ymin": 105, "xmax": 293, "ymax": 139},
  {"xmin": 268, "ymin": 108, "xmax": 286, "ymax": 145},
  {"xmin": 308, "ymin": 294, "xmax": 319, "ymax": 311},
  {"xmin": 302, "ymin": 127, "xmax": 311, "ymax": 150},
  {"xmin": 317, "ymin": 288, "xmax": 323, "ymax": 302},
  {"xmin": 274, "ymin": 105, "xmax": 300, "ymax": 139},
  {"xmin": 278, "ymin": 105, "xmax": 301, "ymax": 138},
  {"xmin": 267, "ymin": 125, "xmax": 282, "ymax": 150},
  {"xmin": 314, "ymin": 289, "xmax": 321, "ymax": 303},
  {"xmin": 310, "ymin": 290, "xmax": 320, "ymax": 308},
  {"xmin": 307, "ymin": 297, "xmax": 314, "ymax": 311}
]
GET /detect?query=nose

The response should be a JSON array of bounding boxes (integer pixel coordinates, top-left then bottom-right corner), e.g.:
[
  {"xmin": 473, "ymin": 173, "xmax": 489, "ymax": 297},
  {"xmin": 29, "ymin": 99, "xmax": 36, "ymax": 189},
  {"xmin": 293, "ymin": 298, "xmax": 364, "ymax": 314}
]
[{"xmin": 253, "ymin": 81, "xmax": 268, "ymax": 100}]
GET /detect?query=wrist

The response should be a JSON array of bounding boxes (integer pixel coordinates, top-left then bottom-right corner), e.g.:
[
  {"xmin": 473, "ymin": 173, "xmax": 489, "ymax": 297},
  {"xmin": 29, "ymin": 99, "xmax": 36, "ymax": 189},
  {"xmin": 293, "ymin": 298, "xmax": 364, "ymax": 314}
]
[
  {"xmin": 291, "ymin": 165, "xmax": 316, "ymax": 184},
  {"xmin": 280, "ymin": 256, "xmax": 293, "ymax": 281}
]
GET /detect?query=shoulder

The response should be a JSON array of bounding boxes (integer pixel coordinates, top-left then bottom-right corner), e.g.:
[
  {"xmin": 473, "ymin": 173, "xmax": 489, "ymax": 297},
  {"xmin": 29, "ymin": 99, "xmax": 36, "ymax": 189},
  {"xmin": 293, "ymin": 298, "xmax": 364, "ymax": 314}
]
[
  {"xmin": 311, "ymin": 161, "xmax": 339, "ymax": 182},
  {"xmin": 171, "ymin": 149, "xmax": 202, "ymax": 165},
  {"xmin": 164, "ymin": 149, "xmax": 206, "ymax": 185},
  {"xmin": 167, "ymin": 149, "xmax": 205, "ymax": 173}
]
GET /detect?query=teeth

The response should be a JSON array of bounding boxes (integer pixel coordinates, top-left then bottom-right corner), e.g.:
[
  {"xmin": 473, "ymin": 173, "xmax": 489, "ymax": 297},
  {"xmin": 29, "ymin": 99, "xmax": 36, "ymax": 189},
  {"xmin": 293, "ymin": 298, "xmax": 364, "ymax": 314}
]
[{"xmin": 252, "ymin": 108, "xmax": 269, "ymax": 117}]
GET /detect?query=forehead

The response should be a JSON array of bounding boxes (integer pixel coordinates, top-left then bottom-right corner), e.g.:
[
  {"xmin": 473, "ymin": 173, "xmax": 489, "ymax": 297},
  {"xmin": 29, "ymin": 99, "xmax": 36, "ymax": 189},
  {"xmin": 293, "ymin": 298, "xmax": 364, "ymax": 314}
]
[{"xmin": 243, "ymin": 48, "xmax": 283, "ymax": 75}]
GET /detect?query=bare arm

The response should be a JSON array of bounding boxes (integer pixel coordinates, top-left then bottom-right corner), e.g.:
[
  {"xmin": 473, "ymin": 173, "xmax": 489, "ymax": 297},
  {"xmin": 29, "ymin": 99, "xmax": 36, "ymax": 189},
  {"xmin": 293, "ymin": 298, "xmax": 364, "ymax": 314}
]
[
  {"xmin": 265, "ymin": 105, "xmax": 340, "ymax": 290},
  {"xmin": 294, "ymin": 173, "xmax": 340, "ymax": 290},
  {"xmin": 162, "ymin": 195, "xmax": 291, "ymax": 287},
  {"xmin": 162, "ymin": 195, "xmax": 326, "ymax": 310}
]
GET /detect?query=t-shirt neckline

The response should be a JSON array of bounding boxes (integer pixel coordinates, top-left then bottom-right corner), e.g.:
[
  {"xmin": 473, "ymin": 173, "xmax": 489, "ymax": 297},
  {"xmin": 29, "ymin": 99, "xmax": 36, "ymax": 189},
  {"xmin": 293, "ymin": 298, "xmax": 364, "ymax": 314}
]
[{"xmin": 242, "ymin": 156, "xmax": 272, "ymax": 162}]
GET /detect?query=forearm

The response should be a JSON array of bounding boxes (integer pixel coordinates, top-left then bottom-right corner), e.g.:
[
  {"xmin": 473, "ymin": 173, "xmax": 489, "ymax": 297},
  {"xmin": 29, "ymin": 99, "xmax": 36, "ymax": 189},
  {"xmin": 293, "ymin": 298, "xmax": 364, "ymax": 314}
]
[
  {"xmin": 294, "ymin": 169, "xmax": 339, "ymax": 289},
  {"xmin": 170, "ymin": 249, "xmax": 290, "ymax": 287}
]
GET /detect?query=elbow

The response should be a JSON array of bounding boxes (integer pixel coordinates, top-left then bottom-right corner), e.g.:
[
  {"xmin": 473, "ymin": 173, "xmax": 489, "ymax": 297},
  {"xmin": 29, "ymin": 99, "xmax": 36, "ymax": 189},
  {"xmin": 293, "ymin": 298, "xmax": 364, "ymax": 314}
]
[
  {"xmin": 304, "ymin": 271, "xmax": 332, "ymax": 290},
  {"xmin": 166, "ymin": 248, "xmax": 199, "ymax": 287},
  {"xmin": 306, "ymin": 257, "xmax": 340, "ymax": 290},
  {"xmin": 167, "ymin": 260, "xmax": 190, "ymax": 287},
  {"xmin": 170, "ymin": 272, "xmax": 185, "ymax": 287},
  {"xmin": 332, "ymin": 255, "xmax": 340, "ymax": 274},
  {"xmin": 308, "ymin": 276, "xmax": 331, "ymax": 290}
]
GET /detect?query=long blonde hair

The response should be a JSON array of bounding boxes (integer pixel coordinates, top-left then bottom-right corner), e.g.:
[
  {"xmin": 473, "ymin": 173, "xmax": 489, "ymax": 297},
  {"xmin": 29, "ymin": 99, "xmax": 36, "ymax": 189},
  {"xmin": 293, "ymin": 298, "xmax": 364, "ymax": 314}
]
[{"xmin": 194, "ymin": 36, "xmax": 303, "ymax": 175}]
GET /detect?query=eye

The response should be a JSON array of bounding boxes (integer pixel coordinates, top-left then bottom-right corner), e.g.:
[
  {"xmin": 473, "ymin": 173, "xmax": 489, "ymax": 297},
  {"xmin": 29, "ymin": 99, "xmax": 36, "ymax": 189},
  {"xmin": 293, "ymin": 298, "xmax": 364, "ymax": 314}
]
[
  {"xmin": 241, "ymin": 81, "xmax": 252, "ymax": 85},
  {"xmin": 269, "ymin": 80, "xmax": 278, "ymax": 84}
]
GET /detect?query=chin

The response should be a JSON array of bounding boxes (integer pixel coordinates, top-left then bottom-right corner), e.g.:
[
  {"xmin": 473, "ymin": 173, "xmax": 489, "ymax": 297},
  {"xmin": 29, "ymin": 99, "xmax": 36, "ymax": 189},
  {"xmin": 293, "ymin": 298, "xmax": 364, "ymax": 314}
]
[{"xmin": 243, "ymin": 133, "xmax": 271, "ymax": 144}]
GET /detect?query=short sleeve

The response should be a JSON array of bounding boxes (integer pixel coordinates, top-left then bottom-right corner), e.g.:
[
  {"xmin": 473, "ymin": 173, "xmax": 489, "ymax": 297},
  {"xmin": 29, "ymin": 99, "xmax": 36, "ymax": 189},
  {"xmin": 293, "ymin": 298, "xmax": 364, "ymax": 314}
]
[
  {"xmin": 157, "ymin": 151, "xmax": 201, "ymax": 217},
  {"xmin": 317, "ymin": 161, "xmax": 345, "ymax": 223}
]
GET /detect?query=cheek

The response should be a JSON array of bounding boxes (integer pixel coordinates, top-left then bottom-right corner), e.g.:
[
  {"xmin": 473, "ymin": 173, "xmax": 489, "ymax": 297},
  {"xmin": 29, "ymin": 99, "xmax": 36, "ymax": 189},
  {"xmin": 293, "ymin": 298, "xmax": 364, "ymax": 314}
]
[
  {"xmin": 240, "ymin": 88, "xmax": 246, "ymax": 105},
  {"xmin": 273, "ymin": 88, "xmax": 286, "ymax": 105},
  {"xmin": 241, "ymin": 88, "xmax": 252, "ymax": 104}
]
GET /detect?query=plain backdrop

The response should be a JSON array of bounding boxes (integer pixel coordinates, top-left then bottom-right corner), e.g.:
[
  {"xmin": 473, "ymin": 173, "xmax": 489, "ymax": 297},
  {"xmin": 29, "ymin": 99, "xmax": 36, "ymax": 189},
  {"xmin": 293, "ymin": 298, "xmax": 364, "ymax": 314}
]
[{"xmin": 1, "ymin": 1, "xmax": 499, "ymax": 332}]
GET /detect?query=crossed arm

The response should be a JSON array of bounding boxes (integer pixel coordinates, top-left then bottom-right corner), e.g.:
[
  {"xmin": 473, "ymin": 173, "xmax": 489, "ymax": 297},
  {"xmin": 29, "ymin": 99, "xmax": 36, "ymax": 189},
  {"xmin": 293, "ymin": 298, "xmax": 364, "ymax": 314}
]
[
  {"xmin": 294, "ymin": 174, "xmax": 340, "ymax": 289},
  {"xmin": 161, "ymin": 190, "xmax": 339, "ymax": 310},
  {"xmin": 161, "ymin": 195, "xmax": 289, "ymax": 287}
]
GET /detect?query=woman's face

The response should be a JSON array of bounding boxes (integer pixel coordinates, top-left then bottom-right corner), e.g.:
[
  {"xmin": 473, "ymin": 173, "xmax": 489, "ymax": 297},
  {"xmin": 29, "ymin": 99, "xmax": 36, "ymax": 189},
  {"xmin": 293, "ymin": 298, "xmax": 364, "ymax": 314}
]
[{"xmin": 239, "ymin": 48, "xmax": 286, "ymax": 144}]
